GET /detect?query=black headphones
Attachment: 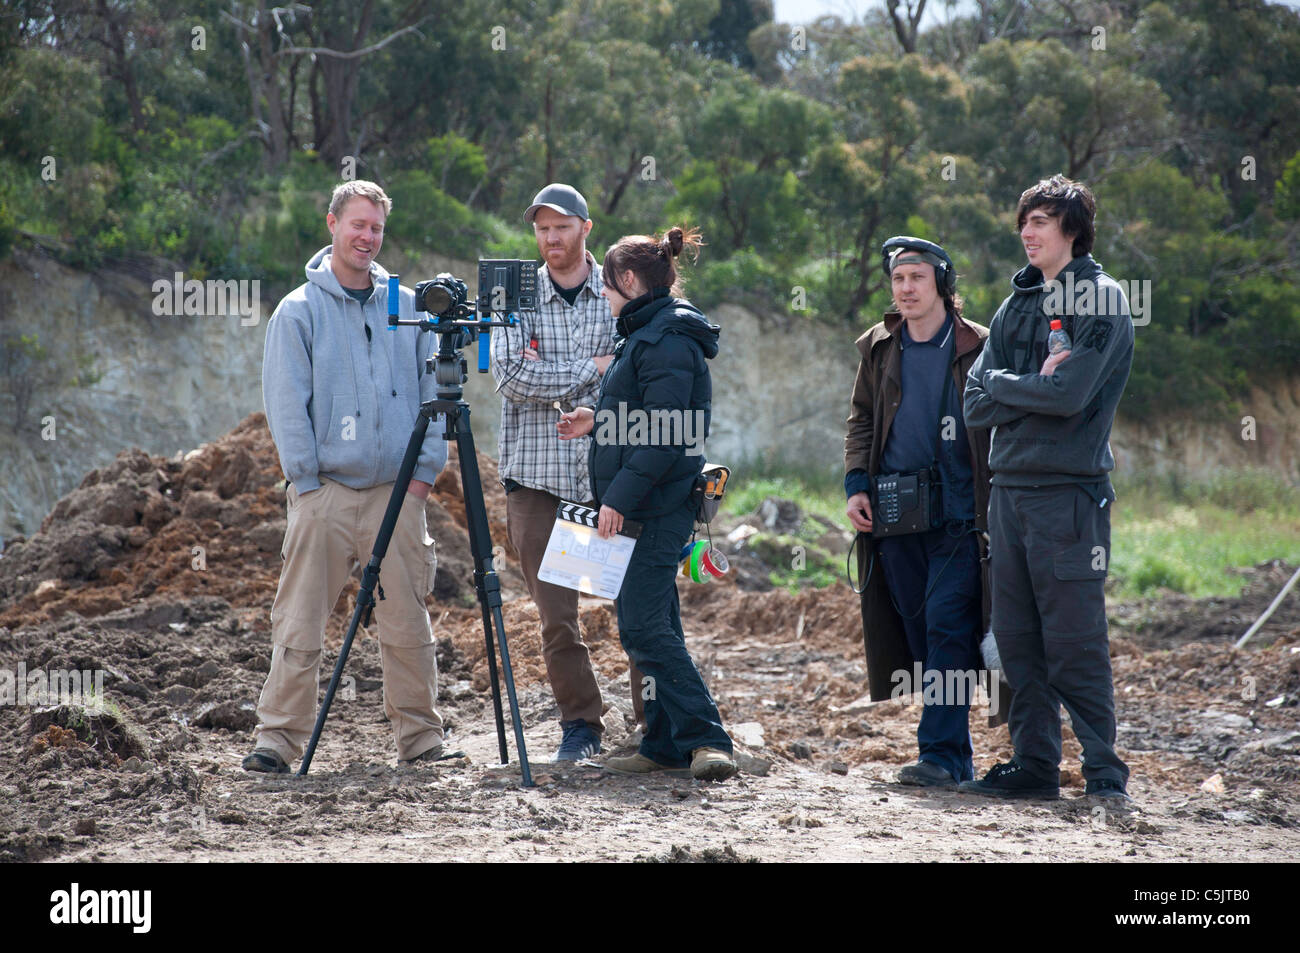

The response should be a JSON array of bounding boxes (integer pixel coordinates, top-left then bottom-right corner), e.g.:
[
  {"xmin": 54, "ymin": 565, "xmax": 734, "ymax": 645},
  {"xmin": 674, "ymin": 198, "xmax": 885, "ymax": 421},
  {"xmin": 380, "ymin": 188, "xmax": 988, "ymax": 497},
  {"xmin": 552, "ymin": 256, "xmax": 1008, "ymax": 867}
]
[{"xmin": 880, "ymin": 236, "xmax": 957, "ymax": 296}]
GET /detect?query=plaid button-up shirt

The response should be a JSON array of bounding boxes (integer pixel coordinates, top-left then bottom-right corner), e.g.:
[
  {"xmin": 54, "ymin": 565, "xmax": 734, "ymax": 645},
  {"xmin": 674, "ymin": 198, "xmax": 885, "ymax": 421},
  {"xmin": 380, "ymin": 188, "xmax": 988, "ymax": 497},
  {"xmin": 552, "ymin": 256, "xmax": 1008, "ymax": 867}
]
[{"xmin": 490, "ymin": 251, "xmax": 616, "ymax": 501}]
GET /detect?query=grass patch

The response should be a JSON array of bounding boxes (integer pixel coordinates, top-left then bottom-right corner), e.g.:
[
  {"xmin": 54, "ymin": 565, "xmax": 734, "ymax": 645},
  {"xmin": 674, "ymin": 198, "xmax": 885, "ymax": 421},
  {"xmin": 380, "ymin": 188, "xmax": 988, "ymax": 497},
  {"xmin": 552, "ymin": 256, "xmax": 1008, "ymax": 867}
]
[
  {"xmin": 1109, "ymin": 469, "xmax": 1300, "ymax": 599},
  {"xmin": 720, "ymin": 465, "xmax": 1300, "ymax": 599},
  {"xmin": 721, "ymin": 456, "xmax": 844, "ymax": 524},
  {"xmin": 719, "ymin": 461, "xmax": 850, "ymax": 591}
]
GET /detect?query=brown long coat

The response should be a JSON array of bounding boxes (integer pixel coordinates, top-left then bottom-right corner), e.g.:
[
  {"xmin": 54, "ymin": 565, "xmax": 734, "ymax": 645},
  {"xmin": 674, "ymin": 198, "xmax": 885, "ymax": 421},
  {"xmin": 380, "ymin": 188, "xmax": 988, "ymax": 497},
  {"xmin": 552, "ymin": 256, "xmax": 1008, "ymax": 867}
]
[{"xmin": 844, "ymin": 310, "xmax": 994, "ymax": 703}]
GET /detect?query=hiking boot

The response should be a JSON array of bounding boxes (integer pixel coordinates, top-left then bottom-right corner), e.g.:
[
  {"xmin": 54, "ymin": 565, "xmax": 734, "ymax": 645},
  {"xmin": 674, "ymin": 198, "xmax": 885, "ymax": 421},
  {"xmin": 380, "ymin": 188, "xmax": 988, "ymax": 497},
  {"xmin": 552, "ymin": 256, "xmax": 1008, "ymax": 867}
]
[
  {"xmin": 242, "ymin": 748, "xmax": 291, "ymax": 774},
  {"xmin": 603, "ymin": 753, "xmax": 687, "ymax": 775},
  {"xmin": 400, "ymin": 741, "xmax": 468, "ymax": 765},
  {"xmin": 690, "ymin": 747, "xmax": 738, "ymax": 781},
  {"xmin": 958, "ymin": 760, "xmax": 1059, "ymax": 799},
  {"xmin": 553, "ymin": 719, "xmax": 601, "ymax": 762},
  {"xmin": 898, "ymin": 761, "xmax": 957, "ymax": 788},
  {"xmin": 1085, "ymin": 778, "xmax": 1131, "ymax": 800}
]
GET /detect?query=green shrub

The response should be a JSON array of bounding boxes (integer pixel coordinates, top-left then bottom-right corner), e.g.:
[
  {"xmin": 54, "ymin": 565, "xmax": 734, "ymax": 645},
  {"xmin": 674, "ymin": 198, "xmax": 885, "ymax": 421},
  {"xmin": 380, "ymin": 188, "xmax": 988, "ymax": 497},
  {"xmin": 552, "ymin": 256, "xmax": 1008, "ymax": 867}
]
[
  {"xmin": 690, "ymin": 249, "xmax": 791, "ymax": 312},
  {"xmin": 386, "ymin": 169, "xmax": 479, "ymax": 259},
  {"xmin": 1123, "ymin": 553, "xmax": 1198, "ymax": 595}
]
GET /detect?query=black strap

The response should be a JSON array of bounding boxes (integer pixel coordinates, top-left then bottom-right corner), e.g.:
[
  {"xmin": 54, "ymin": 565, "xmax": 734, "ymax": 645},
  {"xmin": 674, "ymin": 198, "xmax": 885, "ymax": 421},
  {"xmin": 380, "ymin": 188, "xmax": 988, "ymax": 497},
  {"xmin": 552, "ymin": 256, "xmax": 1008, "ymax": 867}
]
[{"xmin": 886, "ymin": 524, "xmax": 981, "ymax": 621}]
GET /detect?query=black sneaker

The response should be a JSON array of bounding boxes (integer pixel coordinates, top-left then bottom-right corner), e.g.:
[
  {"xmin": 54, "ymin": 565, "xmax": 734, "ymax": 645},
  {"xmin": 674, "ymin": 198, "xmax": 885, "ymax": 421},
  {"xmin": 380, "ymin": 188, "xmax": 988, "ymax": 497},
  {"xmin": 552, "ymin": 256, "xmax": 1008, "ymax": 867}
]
[
  {"xmin": 958, "ymin": 760, "xmax": 1059, "ymax": 799},
  {"xmin": 898, "ymin": 761, "xmax": 957, "ymax": 788},
  {"xmin": 553, "ymin": 719, "xmax": 601, "ymax": 761},
  {"xmin": 1085, "ymin": 778, "xmax": 1131, "ymax": 800}
]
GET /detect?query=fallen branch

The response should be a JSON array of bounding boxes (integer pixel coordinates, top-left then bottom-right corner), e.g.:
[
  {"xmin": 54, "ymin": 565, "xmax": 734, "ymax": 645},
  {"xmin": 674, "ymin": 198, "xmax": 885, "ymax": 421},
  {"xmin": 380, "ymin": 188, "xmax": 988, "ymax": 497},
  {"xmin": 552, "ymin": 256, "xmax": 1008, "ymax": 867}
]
[{"xmin": 1235, "ymin": 563, "xmax": 1300, "ymax": 649}]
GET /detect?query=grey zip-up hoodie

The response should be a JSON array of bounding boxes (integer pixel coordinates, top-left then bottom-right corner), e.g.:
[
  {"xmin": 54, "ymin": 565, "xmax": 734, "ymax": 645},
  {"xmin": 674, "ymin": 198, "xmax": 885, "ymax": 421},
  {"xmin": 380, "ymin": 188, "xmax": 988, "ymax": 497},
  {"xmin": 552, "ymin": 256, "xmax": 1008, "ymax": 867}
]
[
  {"xmin": 963, "ymin": 254, "xmax": 1133, "ymax": 491},
  {"xmin": 262, "ymin": 245, "xmax": 447, "ymax": 494}
]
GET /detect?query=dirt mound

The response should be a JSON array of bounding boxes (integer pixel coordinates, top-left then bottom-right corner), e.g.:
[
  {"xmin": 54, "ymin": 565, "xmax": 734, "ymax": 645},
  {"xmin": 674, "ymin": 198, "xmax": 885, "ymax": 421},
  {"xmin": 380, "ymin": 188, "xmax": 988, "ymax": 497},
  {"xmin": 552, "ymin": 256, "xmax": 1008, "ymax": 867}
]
[
  {"xmin": 0, "ymin": 413, "xmax": 522, "ymax": 633},
  {"xmin": 1109, "ymin": 559, "xmax": 1300, "ymax": 649},
  {"xmin": 24, "ymin": 705, "xmax": 152, "ymax": 763}
]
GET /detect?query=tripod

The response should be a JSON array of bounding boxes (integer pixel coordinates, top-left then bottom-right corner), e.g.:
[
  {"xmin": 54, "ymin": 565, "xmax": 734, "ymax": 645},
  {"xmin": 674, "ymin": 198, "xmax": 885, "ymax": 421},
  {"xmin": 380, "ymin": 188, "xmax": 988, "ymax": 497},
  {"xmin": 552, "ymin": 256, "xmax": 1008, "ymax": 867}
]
[{"xmin": 298, "ymin": 317, "xmax": 534, "ymax": 787}]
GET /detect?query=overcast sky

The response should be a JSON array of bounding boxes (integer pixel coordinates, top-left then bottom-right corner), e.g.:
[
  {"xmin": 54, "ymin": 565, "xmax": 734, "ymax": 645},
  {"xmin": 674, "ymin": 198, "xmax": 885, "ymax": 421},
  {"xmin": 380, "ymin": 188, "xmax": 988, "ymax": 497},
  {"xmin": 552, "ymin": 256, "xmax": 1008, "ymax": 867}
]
[{"xmin": 772, "ymin": 0, "xmax": 1300, "ymax": 27}]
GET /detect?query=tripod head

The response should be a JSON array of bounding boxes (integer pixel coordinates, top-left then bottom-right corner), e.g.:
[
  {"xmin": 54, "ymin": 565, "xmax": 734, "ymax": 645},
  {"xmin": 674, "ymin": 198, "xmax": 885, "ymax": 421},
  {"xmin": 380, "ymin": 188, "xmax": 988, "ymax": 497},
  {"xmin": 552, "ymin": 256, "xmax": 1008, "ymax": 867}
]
[{"xmin": 385, "ymin": 260, "xmax": 537, "ymax": 400}]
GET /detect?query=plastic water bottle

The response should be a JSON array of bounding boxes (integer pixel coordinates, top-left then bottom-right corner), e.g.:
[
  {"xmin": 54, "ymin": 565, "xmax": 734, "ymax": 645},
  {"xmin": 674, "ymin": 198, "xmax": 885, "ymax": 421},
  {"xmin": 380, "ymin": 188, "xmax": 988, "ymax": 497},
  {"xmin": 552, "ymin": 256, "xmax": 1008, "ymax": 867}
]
[{"xmin": 1047, "ymin": 319, "xmax": 1071, "ymax": 354}]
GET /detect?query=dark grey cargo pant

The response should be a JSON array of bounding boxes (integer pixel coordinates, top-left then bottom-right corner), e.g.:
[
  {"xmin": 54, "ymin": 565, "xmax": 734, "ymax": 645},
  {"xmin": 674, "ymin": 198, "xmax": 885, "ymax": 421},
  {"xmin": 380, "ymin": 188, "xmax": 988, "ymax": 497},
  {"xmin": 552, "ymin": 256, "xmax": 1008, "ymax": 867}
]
[{"xmin": 988, "ymin": 483, "xmax": 1128, "ymax": 786}]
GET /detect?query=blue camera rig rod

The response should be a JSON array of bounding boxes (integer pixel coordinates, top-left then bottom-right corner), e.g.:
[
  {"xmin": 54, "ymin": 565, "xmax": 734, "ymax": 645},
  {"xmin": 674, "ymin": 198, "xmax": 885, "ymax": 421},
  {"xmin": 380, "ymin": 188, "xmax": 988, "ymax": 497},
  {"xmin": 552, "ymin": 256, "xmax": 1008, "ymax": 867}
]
[{"xmin": 388, "ymin": 274, "xmax": 400, "ymax": 327}]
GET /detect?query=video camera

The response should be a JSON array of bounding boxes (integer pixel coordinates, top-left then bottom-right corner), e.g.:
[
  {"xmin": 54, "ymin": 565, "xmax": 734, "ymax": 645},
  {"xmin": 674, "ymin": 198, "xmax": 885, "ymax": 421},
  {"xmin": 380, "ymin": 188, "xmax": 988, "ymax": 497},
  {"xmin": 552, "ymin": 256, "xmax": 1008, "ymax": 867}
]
[
  {"xmin": 410, "ymin": 259, "xmax": 539, "ymax": 322},
  {"xmin": 387, "ymin": 259, "xmax": 537, "ymax": 394}
]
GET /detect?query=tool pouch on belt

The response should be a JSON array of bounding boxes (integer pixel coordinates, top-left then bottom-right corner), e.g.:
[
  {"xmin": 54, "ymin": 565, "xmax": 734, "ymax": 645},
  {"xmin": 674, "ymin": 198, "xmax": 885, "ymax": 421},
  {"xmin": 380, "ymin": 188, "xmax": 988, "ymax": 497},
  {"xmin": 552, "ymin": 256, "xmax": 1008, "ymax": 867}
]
[{"xmin": 691, "ymin": 462, "xmax": 730, "ymax": 525}]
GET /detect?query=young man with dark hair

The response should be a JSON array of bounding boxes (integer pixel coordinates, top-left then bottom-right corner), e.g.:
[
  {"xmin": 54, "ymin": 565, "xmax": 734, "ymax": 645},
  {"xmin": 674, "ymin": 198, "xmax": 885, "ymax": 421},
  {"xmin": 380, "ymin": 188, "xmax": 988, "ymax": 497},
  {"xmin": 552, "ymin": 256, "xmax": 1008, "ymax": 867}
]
[
  {"xmin": 961, "ymin": 174, "xmax": 1134, "ymax": 800},
  {"xmin": 844, "ymin": 237, "xmax": 993, "ymax": 788}
]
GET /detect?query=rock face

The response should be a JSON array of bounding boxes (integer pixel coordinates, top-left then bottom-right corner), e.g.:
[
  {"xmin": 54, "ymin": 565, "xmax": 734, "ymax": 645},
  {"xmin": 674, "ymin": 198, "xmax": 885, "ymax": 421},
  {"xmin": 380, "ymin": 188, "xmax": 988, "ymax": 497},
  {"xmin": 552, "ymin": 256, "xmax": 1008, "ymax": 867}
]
[
  {"xmin": 0, "ymin": 247, "xmax": 272, "ymax": 540},
  {"xmin": 3, "ymin": 246, "xmax": 1296, "ymax": 542},
  {"xmin": 1109, "ymin": 375, "xmax": 1300, "ymax": 482}
]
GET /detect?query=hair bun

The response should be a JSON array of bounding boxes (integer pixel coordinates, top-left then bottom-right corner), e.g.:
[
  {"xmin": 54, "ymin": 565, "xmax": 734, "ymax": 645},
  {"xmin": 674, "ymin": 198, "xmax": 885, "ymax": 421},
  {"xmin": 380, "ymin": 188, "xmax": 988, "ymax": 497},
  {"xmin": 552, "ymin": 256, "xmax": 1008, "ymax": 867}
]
[{"xmin": 666, "ymin": 227, "xmax": 684, "ymax": 258}]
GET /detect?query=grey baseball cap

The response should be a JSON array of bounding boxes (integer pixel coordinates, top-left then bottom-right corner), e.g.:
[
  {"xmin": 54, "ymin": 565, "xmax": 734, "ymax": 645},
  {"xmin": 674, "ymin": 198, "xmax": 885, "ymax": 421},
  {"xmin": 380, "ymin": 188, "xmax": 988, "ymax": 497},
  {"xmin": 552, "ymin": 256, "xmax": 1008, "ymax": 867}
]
[{"xmin": 524, "ymin": 183, "xmax": 590, "ymax": 224}]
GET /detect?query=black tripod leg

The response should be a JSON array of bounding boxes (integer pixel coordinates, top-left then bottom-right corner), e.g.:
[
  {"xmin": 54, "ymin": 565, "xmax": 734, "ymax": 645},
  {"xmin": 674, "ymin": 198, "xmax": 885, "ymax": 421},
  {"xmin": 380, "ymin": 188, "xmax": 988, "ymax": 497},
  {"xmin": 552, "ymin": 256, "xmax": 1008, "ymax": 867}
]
[
  {"xmin": 299, "ymin": 583, "xmax": 372, "ymax": 776},
  {"xmin": 477, "ymin": 581, "xmax": 509, "ymax": 764},
  {"xmin": 297, "ymin": 411, "xmax": 431, "ymax": 776},
  {"xmin": 446, "ymin": 402, "xmax": 534, "ymax": 787},
  {"xmin": 487, "ymin": 587, "xmax": 533, "ymax": 787}
]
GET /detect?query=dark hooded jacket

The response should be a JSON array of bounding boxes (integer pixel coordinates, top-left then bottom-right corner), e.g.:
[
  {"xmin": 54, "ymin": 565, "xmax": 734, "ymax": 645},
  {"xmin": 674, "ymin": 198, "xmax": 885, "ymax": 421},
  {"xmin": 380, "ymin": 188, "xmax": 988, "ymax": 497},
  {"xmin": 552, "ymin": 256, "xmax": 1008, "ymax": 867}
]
[
  {"xmin": 589, "ymin": 289, "xmax": 720, "ymax": 520},
  {"xmin": 963, "ymin": 254, "xmax": 1133, "ymax": 493}
]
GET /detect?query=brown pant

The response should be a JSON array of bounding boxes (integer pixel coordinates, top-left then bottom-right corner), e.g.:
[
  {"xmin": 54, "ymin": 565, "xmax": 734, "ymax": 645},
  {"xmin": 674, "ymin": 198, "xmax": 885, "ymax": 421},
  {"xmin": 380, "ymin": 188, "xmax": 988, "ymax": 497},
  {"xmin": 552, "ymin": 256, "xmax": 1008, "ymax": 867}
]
[
  {"xmin": 507, "ymin": 485, "xmax": 645, "ymax": 730},
  {"xmin": 253, "ymin": 478, "xmax": 444, "ymax": 763}
]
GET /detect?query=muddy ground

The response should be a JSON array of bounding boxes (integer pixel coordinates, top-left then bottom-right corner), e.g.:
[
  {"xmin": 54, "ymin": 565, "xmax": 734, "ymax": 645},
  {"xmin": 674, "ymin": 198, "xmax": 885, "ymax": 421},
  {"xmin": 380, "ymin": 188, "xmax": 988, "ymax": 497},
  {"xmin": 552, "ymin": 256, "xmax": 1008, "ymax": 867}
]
[{"xmin": 1, "ymin": 415, "xmax": 1297, "ymax": 862}]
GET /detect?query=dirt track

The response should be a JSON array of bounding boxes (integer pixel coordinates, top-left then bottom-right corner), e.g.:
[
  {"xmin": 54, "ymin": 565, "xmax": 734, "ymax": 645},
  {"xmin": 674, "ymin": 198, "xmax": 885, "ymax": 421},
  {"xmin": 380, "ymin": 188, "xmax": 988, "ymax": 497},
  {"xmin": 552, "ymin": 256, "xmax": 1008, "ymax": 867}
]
[{"xmin": 1, "ymin": 416, "xmax": 1297, "ymax": 862}]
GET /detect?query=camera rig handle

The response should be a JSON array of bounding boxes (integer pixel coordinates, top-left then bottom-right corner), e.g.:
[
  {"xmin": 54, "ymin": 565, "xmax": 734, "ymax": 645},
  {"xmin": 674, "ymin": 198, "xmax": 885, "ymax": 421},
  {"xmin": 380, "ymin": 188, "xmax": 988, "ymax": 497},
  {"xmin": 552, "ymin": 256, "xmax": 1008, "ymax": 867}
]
[{"xmin": 386, "ymin": 274, "xmax": 521, "ymax": 375}]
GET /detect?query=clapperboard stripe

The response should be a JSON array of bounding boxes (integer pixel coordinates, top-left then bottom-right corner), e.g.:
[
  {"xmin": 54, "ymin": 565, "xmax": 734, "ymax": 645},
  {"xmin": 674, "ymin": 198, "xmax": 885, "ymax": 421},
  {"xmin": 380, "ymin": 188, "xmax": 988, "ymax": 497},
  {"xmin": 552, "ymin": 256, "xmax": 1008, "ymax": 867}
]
[
  {"xmin": 554, "ymin": 501, "xmax": 643, "ymax": 538},
  {"xmin": 557, "ymin": 502, "xmax": 599, "ymax": 527}
]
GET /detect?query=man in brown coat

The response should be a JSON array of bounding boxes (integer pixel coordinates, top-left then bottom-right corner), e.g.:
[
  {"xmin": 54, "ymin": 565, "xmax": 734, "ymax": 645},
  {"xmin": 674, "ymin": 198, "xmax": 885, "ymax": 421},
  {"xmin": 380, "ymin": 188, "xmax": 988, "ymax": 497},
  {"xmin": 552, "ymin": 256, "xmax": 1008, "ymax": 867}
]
[{"xmin": 844, "ymin": 236, "xmax": 995, "ymax": 787}]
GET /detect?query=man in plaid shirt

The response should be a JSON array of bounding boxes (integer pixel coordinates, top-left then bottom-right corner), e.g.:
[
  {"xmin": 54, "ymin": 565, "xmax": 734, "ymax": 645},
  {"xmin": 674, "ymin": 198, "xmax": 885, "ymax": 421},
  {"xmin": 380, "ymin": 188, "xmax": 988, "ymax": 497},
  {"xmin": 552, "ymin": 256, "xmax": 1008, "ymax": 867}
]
[{"xmin": 490, "ymin": 183, "xmax": 625, "ymax": 761}]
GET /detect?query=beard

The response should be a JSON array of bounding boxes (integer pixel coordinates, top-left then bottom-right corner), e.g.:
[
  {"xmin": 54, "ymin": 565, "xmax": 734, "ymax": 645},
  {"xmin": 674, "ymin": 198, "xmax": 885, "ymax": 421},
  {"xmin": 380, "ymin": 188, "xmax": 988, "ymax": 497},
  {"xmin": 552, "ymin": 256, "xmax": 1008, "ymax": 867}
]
[{"xmin": 540, "ymin": 234, "xmax": 585, "ymax": 274}]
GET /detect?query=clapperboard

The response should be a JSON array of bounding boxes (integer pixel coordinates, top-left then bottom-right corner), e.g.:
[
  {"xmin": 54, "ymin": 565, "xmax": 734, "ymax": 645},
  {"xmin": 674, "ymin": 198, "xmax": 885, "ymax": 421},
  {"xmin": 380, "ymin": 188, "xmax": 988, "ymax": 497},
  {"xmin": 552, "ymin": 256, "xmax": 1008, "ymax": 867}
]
[{"xmin": 536, "ymin": 502, "xmax": 642, "ymax": 599}]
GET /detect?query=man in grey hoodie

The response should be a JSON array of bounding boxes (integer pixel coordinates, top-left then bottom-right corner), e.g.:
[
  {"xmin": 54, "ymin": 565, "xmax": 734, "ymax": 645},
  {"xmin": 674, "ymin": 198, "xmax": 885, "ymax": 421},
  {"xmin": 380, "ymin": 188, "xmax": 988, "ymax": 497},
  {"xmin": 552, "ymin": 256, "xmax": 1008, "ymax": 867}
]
[
  {"xmin": 243, "ymin": 181, "xmax": 449, "ymax": 773},
  {"xmin": 961, "ymin": 175, "xmax": 1134, "ymax": 801}
]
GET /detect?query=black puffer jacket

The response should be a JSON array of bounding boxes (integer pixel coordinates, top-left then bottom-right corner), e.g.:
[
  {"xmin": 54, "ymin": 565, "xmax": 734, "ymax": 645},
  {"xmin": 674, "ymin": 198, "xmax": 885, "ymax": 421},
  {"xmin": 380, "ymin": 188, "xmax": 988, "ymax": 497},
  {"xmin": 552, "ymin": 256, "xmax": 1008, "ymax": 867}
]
[{"xmin": 589, "ymin": 289, "xmax": 720, "ymax": 520}]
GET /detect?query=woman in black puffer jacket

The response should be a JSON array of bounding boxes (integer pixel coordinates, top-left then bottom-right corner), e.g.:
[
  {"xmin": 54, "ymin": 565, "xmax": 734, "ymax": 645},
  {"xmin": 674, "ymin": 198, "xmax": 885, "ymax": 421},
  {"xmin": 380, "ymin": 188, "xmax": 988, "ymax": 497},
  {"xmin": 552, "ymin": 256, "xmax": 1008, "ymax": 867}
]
[{"xmin": 557, "ymin": 226, "xmax": 735, "ymax": 781}]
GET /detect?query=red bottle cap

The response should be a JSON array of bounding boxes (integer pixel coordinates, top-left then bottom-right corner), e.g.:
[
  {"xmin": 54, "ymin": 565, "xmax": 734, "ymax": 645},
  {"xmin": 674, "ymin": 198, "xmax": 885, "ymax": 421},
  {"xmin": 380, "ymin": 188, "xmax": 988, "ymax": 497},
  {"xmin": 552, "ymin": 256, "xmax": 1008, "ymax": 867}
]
[{"xmin": 1050, "ymin": 319, "xmax": 1062, "ymax": 330}]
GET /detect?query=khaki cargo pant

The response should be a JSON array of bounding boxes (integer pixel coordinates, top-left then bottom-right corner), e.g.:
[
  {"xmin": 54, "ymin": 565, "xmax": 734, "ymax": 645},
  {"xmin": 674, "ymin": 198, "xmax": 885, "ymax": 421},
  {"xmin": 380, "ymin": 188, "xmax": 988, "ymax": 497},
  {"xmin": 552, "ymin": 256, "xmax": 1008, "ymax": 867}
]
[{"xmin": 253, "ymin": 477, "xmax": 443, "ymax": 764}]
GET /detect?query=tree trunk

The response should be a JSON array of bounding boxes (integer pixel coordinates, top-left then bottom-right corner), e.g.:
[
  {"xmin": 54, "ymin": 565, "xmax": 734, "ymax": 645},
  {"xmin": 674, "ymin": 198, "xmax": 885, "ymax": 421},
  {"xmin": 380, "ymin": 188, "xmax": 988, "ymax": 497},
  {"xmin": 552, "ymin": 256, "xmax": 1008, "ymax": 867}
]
[
  {"xmin": 96, "ymin": 0, "xmax": 147, "ymax": 136},
  {"xmin": 884, "ymin": 0, "xmax": 926, "ymax": 54},
  {"xmin": 846, "ymin": 206, "xmax": 882, "ymax": 319},
  {"xmin": 257, "ymin": 0, "xmax": 290, "ymax": 168},
  {"xmin": 544, "ymin": 78, "xmax": 555, "ymax": 184},
  {"xmin": 314, "ymin": 0, "xmax": 376, "ymax": 169},
  {"xmin": 604, "ymin": 149, "xmax": 641, "ymax": 217}
]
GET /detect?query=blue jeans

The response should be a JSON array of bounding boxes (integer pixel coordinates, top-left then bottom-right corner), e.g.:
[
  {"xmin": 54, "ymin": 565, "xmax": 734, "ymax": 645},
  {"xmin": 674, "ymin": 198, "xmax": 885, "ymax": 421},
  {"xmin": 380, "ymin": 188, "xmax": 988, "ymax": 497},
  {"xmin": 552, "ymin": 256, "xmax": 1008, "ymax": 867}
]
[
  {"xmin": 615, "ymin": 499, "xmax": 732, "ymax": 766},
  {"xmin": 878, "ymin": 526, "xmax": 983, "ymax": 782}
]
